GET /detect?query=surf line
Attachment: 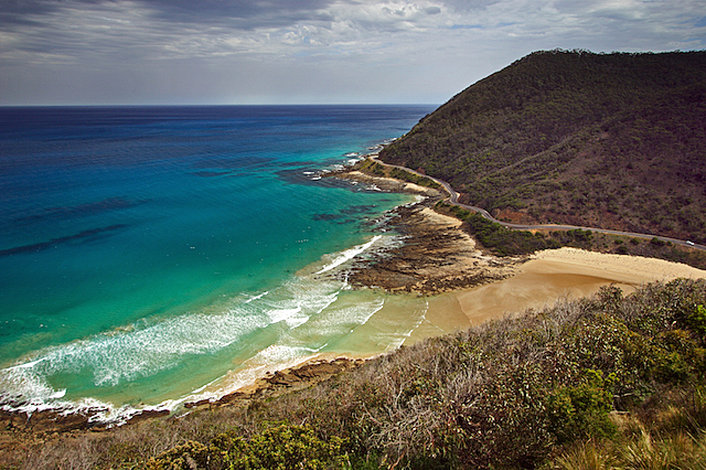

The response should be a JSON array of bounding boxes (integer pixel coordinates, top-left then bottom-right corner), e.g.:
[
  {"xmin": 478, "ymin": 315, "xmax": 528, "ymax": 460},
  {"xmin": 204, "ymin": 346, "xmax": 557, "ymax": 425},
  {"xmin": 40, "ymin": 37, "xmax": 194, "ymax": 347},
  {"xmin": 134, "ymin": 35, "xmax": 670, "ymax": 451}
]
[{"xmin": 315, "ymin": 235, "xmax": 382, "ymax": 275}]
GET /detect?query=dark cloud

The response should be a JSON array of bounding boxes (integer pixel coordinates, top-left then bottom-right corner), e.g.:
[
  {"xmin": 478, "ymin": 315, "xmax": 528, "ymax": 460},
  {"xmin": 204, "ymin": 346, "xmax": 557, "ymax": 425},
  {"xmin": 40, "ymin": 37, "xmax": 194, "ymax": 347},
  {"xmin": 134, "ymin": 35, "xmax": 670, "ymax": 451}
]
[
  {"xmin": 0, "ymin": 0, "xmax": 59, "ymax": 20},
  {"xmin": 135, "ymin": 0, "xmax": 335, "ymax": 29},
  {"xmin": 0, "ymin": 0, "xmax": 335, "ymax": 31},
  {"xmin": 0, "ymin": 0, "xmax": 99, "ymax": 27}
]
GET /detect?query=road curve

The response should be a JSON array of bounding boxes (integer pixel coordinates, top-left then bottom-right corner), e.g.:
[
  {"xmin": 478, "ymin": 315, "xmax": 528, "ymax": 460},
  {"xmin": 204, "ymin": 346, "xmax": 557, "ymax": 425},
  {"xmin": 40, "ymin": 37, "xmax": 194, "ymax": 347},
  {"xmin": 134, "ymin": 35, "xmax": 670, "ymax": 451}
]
[{"xmin": 368, "ymin": 155, "xmax": 706, "ymax": 252}]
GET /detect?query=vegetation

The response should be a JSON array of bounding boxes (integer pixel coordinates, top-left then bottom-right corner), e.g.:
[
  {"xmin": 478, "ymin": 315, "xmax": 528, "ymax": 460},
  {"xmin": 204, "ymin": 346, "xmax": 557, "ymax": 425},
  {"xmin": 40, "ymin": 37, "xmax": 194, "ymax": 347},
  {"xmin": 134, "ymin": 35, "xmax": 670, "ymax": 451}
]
[
  {"xmin": 380, "ymin": 50, "xmax": 706, "ymax": 244},
  {"xmin": 435, "ymin": 201, "xmax": 706, "ymax": 268},
  {"xmin": 4, "ymin": 279, "xmax": 706, "ymax": 469},
  {"xmin": 388, "ymin": 168, "xmax": 443, "ymax": 191},
  {"xmin": 147, "ymin": 423, "xmax": 347, "ymax": 470},
  {"xmin": 441, "ymin": 202, "xmax": 560, "ymax": 255},
  {"xmin": 356, "ymin": 158, "xmax": 443, "ymax": 191}
]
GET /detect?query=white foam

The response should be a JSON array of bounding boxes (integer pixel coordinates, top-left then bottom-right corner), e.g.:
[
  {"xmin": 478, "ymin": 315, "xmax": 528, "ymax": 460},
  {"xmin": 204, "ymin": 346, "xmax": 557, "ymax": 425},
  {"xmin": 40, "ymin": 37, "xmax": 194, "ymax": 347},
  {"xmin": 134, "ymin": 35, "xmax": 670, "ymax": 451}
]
[
  {"xmin": 0, "ymin": 232, "xmax": 403, "ymax": 425},
  {"xmin": 0, "ymin": 299, "xmax": 268, "ymax": 412},
  {"xmin": 309, "ymin": 298, "xmax": 385, "ymax": 338},
  {"xmin": 384, "ymin": 299, "xmax": 429, "ymax": 352},
  {"xmin": 268, "ymin": 307, "xmax": 302, "ymax": 325},
  {"xmin": 315, "ymin": 235, "xmax": 382, "ymax": 275},
  {"xmin": 354, "ymin": 299, "xmax": 385, "ymax": 329},
  {"xmin": 7, "ymin": 357, "xmax": 47, "ymax": 370},
  {"xmin": 49, "ymin": 389, "xmax": 66, "ymax": 399},
  {"xmin": 244, "ymin": 291, "xmax": 269, "ymax": 304}
]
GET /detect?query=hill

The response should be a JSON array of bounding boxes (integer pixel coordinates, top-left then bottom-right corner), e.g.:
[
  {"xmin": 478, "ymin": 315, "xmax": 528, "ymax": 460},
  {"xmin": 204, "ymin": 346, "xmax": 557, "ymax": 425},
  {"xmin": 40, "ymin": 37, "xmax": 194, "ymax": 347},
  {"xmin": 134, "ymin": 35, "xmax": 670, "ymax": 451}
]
[{"xmin": 379, "ymin": 50, "xmax": 706, "ymax": 244}]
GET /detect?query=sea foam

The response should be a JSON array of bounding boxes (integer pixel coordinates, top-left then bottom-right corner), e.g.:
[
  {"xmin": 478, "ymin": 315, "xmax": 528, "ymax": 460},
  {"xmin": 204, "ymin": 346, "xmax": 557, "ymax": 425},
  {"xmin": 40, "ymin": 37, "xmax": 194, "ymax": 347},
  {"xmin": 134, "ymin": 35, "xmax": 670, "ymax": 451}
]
[{"xmin": 315, "ymin": 235, "xmax": 382, "ymax": 274}]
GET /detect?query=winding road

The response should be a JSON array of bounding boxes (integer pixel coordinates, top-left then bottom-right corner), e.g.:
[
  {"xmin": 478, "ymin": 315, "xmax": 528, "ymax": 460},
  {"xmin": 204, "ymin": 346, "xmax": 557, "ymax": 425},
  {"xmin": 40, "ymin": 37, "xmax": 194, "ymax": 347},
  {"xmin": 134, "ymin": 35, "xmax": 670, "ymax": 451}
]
[{"xmin": 369, "ymin": 155, "xmax": 706, "ymax": 251}]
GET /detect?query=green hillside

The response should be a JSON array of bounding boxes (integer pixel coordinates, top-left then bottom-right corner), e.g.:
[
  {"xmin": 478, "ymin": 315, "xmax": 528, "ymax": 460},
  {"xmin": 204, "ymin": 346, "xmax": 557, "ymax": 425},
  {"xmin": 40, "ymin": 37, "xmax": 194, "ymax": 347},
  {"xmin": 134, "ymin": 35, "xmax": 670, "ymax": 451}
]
[{"xmin": 380, "ymin": 50, "xmax": 706, "ymax": 244}]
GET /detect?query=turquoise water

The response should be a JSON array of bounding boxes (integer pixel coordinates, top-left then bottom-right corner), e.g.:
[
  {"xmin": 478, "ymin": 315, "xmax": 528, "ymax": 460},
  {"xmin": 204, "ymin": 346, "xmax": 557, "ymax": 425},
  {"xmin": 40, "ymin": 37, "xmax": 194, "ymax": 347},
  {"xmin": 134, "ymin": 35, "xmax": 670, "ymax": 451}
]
[{"xmin": 0, "ymin": 105, "xmax": 435, "ymax": 420}]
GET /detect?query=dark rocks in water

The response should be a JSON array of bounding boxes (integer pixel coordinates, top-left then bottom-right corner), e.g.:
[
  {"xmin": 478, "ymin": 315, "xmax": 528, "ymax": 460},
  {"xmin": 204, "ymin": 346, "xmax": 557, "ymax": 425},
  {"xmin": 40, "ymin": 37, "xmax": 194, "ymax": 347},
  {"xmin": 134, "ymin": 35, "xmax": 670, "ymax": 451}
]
[
  {"xmin": 312, "ymin": 213, "xmax": 343, "ymax": 221},
  {"xmin": 344, "ymin": 203, "xmax": 518, "ymax": 295}
]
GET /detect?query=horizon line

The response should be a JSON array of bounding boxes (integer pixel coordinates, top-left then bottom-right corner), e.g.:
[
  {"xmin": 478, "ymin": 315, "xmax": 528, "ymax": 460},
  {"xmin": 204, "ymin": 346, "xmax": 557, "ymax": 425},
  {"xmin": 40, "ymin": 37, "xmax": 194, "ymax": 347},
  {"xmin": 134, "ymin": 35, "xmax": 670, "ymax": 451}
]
[{"xmin": 0, "ymin": 102, "xmax": 441, "ymax": 108}]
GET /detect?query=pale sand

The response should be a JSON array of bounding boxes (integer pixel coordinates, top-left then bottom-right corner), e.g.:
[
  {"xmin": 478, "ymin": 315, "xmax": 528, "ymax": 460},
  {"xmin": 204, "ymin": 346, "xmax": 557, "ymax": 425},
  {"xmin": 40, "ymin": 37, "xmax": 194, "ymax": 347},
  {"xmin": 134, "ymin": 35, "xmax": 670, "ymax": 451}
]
[{"xmin": 407, "ymin": 247, "xmax": 706, "ymax": 343}]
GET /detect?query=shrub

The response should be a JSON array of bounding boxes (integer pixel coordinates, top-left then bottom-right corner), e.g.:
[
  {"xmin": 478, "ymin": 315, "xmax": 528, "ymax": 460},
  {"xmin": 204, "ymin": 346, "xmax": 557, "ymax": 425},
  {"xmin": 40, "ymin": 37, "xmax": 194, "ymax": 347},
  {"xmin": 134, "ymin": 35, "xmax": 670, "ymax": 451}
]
[
  {"xmin": 650, "ymin": 237, "xmax": 666, "ymax": 247},
  {"xmin": 147, "ymin": 441, "xmax": 211, "ymax": 470},
  {"xmin": 689, "ymin": 304, "xmax": 706, "ymax": 335},
  {"xmin": 547, "ymin": 370, "xmax": 617, "ymax": 444},
  {"xmin": 146, "ymin": 424, "xmax": 348, "ymax": 470}
]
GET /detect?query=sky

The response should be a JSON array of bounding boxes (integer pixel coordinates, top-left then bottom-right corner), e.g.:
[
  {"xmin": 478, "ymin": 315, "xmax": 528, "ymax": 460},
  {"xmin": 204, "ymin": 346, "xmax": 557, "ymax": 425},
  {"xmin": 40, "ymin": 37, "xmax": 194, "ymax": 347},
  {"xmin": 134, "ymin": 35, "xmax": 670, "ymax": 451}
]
[{"xmin": 1, "ymin": 0, "xmax": 705, "ymax": 105}]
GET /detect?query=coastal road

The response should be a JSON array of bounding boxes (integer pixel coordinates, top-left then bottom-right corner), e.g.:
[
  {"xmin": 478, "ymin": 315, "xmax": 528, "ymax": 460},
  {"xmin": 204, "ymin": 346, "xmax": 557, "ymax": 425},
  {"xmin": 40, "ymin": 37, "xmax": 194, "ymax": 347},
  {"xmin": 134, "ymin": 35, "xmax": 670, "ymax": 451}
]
[{"xmin": 368, "ymin": 155, "xmax": 706, "ymax": 251}]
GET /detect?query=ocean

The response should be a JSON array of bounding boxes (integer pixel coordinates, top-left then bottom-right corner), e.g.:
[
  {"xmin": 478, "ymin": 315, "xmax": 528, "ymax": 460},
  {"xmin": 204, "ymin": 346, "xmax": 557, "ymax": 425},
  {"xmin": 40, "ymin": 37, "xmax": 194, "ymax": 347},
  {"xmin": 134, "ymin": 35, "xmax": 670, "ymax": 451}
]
[{"xmin": 0, "ymin": 105, "xmax": 435, "ymax": 422}]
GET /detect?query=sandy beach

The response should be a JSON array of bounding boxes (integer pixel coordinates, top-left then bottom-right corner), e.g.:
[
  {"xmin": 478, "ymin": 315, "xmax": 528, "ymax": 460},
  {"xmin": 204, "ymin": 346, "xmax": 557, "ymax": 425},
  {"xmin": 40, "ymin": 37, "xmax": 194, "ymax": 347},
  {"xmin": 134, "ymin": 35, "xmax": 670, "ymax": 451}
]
[
  {"xmin": 203, "ymin": 187, "xmax": 706, "ymax": 409},
  {"xmin": 192, "ymin": 243, "xmax": 706, "ymax": 412},
  {"xmin": 332, "ymin": 165, "xmax": 706, "ymax": 344},
  {"xmin": 7, "ymin": 169, "xmax": 705, "ymax": 432},
  {"xmin": 408, "ymin": 246, "xmax": 706, "ymax": 342}
]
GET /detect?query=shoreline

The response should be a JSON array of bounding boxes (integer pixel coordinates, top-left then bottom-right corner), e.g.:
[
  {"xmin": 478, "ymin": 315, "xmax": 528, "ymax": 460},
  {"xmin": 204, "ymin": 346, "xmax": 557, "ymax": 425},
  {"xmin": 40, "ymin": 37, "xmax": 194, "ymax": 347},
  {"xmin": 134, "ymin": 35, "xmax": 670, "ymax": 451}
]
[
  {"xmin": 3, "ymin": 152, "xmax": 705, "ymax": 435},
  {"xmin": 332, "ymin": 165, "xmax": 706, "ymax": 343}
]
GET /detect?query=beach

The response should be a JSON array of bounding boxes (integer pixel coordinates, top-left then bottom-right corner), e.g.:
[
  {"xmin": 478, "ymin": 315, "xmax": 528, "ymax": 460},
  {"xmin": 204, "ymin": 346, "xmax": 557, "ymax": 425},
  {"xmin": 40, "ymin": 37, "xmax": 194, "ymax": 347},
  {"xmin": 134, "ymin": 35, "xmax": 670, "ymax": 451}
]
[
  {"xmin": 409, "ymin": 246, "xmax": 706, "ymax": 342},
  {"xmin": 2, "ymin": 142, "xmax": 705, "ymax": 433},
  {"xmin": 182, "ymin": 169, "xmax": 706, "ymax": 412},
  {"xmin": 330, "ymin": 172, "xmax": 706, "ymax": 343}
]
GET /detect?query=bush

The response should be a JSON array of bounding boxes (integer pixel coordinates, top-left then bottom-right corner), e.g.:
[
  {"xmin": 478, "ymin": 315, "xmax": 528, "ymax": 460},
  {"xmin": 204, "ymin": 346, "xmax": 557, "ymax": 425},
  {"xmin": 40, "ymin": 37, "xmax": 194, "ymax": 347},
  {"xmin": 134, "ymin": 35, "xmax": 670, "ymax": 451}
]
[
  {"xmin": 547, "ymin": 370, "xmax": 617, "ymax": 444},
  {"xmin": 448, "ymin": 208, "xmax": 558, "ymax": 256},
  {"xmin": 219, "ymin": 424, "xmax": 347, "ymax": 470},
  {"xmin": 689, "ymin": 304, "xmax": 706, "ymax": 335},
  {"xmin": 650, "ymin": 237, "xmax": 666, "ymax": 247},
  {"xmin": 147, "ymin": 441, "xmax": 211, "ymax": 470},
  {"xmin": 147, "ymin": 424, "xmax": 348, "ymax": 470}
]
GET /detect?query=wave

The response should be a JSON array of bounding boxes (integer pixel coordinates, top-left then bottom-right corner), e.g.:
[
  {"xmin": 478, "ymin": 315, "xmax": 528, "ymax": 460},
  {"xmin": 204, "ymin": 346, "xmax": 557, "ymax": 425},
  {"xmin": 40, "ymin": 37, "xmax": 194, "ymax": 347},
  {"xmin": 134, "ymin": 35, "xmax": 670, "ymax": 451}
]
[
  {"xmin": 0, "ymin": 303, "xmax": 266, "ymax": 408},
  {"xmin": 180, "ymin": 296, "xmax": 388, "ymax": 407},
  {"xmin": 244, "ymin": 291, "xmax": 269, "ymax": 304},
  {"xmin": 315, "ymin": 235, "xmax": 382, "ymax": 275},
  {"xmin": 0, "ymin": 275, "xmax": 347, "ymax": 424}
]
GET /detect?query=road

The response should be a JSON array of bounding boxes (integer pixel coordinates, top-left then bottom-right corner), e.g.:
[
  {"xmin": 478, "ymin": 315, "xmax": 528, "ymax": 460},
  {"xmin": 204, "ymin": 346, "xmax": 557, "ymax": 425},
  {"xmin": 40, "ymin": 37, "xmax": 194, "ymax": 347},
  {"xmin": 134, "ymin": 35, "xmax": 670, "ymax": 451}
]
[{"xmin": 369, "ymin": 155, "xmax": 706, "ymax": 251}]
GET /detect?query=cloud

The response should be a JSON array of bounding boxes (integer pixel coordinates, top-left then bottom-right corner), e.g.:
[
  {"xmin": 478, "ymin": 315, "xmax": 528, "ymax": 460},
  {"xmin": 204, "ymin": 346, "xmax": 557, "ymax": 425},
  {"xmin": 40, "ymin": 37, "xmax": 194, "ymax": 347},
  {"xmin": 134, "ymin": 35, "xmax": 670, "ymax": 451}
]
[
  {"xmin": 137, "ymin": 0, "xmax": 336, "ymax": 29},
  {"xmin": 1, "ymin": 0, "xmax": 704, "ymax": 104}
]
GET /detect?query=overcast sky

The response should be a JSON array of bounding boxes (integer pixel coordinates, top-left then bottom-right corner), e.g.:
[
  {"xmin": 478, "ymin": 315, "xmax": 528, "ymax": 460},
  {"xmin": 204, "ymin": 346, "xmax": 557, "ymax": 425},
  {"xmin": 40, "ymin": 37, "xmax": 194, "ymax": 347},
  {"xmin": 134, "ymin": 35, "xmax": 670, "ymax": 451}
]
[{"xmin": 1, "ymin": 0, "xmax": 705, "ymax": 105}]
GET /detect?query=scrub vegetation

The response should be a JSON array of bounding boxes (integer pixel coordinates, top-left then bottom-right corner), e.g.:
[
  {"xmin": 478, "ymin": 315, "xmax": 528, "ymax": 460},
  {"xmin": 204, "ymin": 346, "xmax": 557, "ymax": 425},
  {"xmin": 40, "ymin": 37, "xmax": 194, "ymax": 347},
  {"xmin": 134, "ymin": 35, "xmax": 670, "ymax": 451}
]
[
  {"xmin": 380, "ymin": 50, "xmax": 706, "ymax": 244},
  {"xmin": 5, "ymin": 279, "xmax": 706, "ymax": 469},
  {"xmin": 436, "ymin": 201, "xmax": 706, "ymax": 268}
]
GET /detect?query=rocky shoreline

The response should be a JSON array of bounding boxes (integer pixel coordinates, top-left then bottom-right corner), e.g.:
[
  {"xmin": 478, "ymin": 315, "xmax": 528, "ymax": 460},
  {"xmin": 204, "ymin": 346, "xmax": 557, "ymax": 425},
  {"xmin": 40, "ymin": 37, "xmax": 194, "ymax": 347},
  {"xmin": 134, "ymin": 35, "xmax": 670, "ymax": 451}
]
[
  {"xmin": 185, "ymin": 357, "xmax": 364, "ymax": 409},
  {"xmin": 331, "ymin": 169, "xmax": 522, "ymax": 295},
  {"xmin": 0, "ymin": 357, "xmax": 363, "ymax": 435}
]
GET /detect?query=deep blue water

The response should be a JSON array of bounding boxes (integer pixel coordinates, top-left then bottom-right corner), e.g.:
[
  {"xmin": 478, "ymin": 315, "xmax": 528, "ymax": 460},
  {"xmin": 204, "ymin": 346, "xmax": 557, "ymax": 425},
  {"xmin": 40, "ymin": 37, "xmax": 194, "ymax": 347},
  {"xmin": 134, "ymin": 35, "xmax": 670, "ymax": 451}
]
[{"xmin": 0, "ymin": 105, "xmax": 434, "ymax": 418}]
